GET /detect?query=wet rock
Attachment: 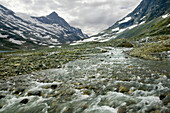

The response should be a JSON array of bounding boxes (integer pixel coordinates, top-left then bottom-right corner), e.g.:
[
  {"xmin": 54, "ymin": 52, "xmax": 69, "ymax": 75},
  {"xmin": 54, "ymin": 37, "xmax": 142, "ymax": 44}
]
[
  {"xmin": 162, "ymin": 95, "xmax": 170, "ymax": 105},
  {"xmin": 13, "ymin": 87, "xmax": 25, "ymax": 95},
  {"xmin": 152, "ymin": 110, "xmax": 161, "ymax": 113},
  {"xmin": 89, "ymin": 76, "xmax": 96, "ymax": 79},
  {"xmin": 117, "ymin": 41, "xmax": 133, "ymax": 48},
  {"xmin": 100, "ymin": 50, "xmax": 107, "ymax": 53},
  {"xmin": 28, "ymin": 90, "xmax": 41, "ymax": 96},
  {"xmin": 100, "ymin": 59, "xmax": 104, "ymax": 61},
  {"xmin": 57, "ymin": 65, "xmax": 62, "ymax": 68},
  {"xmin": 117, "ymin": 106, "xmax": 126, "ymax": 113},
  {"xmin": 159, "ymin": 95, "xmax": 166, "ymax": 100},
  {"xmin": 51, "ymin": 84, "xmax": 58, "ymax": 89},
  {"xmin": 82, "ymin": 90, "xmax": 91, "ymax": 95},
  {"xmin": 62, "ymin": 106, "xmax": 72, "ymax": 113},
  {"xmin": 82, "ymin": 105, "xmax": 88, "ymax": 109},
  {"xmin": 167, "ymin": 75, "xmax": 170, "ymax": 79},
  {"xmin": 0, "ymin": 95, "xmax": 5, "ymax": 99},
  {"xmin": 20, "ymin": 98, "xmax": 29, "ymax": 104},
  {"xmin": 119, "ymin": 86, "xmax": 128, "ymax": 93}
]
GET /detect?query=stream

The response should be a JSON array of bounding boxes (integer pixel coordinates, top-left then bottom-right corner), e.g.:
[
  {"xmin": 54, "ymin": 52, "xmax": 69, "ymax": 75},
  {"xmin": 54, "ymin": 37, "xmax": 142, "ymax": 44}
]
[{"xmin": 0, "ymin": 47, "xmax": 170, "ymax": 113}]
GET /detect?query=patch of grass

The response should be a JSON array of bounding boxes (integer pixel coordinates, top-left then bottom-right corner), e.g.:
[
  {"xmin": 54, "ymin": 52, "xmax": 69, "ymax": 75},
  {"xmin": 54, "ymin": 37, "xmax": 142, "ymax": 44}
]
[{"xmin": 129, "ymin": 36, "xmax": 170, "ymax": 60}]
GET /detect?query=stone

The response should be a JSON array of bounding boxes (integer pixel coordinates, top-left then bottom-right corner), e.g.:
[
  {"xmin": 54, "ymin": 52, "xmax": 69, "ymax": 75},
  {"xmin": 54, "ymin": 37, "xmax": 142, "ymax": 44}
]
[
  {"xmin": 51, "ymin": 84, "xmax": 58, "ymax": 89},
  {"xmin": 119, "ymin": 86, "xmax": 128, "ymax": 93},
  {"xmin": 152, "ymin": 110, "xmax": 161, "ymax": 113},
  {"xmin": 159, "ymin": 95, "xmax": 166, "ymax": 100},
  {"xmin": 0, "ymin": 95, "xmax": 5, "ymax": 99},
  {"xmin": 13, "ymin": 88, "xmax": 25, "ymax": 95},
  {"xmin": 62, "ymin": 107, "xmax": 72, "ymax": 113},
  {"xmin": 82, "ymin": 90, "xmax": 91, "ymax": 95},
  {"xmin": 162, "ymin": 95, "xmax": 170, "ymax": 105},
  {"xmin": 89, "ymin": 76, "xmax": 96, "ymax": 79},
  {"xmin": 117, "ymin": 106, "xmax": 126, "ymax": 113},
  {"xmin": 117, "ymin": 41, "xmax": 133, "ymax": 48},
  {"xmin": 28, "ymin": 90, "xmax": 41, "ymax": 96},
  {"xmin": 20, "ymin": 98, "xmax": 29, "ymax": 104}
]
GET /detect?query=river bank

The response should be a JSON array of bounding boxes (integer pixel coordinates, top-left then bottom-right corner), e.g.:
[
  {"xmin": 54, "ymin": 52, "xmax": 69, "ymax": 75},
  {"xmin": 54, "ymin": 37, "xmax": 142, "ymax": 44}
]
[{"xmin": 0, "ymin": 47, "xmax": 169, "ymax": 113}]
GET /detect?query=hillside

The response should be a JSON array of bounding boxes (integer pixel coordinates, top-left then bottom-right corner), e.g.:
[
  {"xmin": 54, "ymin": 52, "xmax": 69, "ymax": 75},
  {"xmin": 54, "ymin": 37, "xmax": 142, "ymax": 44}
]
[{"xmin": 0, "ymin": 5, "xmax": 87, "ymax": 50}]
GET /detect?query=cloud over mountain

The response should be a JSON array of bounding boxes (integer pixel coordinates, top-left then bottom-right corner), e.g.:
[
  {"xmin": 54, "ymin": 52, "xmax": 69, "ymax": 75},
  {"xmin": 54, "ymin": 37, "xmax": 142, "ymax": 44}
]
[{"xmin": 0, "ymin": 0, "xmax": 141, "ymax": 35}]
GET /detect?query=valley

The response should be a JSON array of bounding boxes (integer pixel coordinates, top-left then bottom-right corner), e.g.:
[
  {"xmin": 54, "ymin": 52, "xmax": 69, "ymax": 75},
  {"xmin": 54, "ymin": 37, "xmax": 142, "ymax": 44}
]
[{"xmin": 0, "ymin": 0, "xmax": 170, "ymax": 113}]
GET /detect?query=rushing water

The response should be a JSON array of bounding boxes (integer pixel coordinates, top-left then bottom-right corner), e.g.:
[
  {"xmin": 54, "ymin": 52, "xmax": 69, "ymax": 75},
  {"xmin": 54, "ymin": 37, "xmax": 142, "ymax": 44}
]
[{"xmin": 0, "ymin": 47, "xmax": 169, "ymax": 113}]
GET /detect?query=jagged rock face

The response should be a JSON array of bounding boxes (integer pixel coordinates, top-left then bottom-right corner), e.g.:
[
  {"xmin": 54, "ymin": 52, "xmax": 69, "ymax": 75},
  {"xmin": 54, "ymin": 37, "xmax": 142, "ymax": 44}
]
[
  {"xmin": 96, "ymin": 0, "xmax": 170, "ymax": 39},
  {"xmin": 111, "ymin": 0, "xmax": 170, "ymax": 30},
  {"xmin": 0, "ymin": 5, "xmax": 88, "ymax": 50}
]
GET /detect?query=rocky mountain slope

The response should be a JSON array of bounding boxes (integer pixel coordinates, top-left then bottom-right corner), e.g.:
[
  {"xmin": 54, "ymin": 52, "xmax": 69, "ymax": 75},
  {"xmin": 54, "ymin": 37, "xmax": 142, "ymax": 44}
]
[
  {"xmin": 0, "ymin": 4, "xmax": 87, "ymax": 50},
  {"xmin": 91, "ymin": 0, "xmax": 170, "ymax": 41}
]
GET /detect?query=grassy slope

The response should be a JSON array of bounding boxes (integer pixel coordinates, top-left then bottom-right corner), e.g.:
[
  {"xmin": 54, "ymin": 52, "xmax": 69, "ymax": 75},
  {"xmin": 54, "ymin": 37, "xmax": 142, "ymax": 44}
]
[
  {"xmin": 114, "ymin": 16, "xmax": 170, "ymax": 60},
  {"xmin": 129, "ymin": 36, "xmax": 170, "ymax": 60},
  {"xmin": 116, "ymin": 16, "xmax": 170, "ymax": 40}
]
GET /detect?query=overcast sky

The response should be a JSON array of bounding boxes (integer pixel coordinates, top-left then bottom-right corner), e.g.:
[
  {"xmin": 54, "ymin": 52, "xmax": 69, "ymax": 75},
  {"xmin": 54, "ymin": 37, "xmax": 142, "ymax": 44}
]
[{"xmin": 0, "ymin": 0, "xmax": 142, "ymax": 35}]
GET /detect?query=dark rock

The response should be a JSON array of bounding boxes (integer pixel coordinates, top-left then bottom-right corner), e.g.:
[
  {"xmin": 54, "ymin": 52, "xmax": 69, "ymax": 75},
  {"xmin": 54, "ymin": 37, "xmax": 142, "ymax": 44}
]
[
  {"xmin": 166, "ymin": 75, "xmax": 170, "ymax": 79},
  {"xmin": 51, "ymin": 84, "xmax": 58, "ymax": 89},
  {"xmin": 117, "ymin": 42, "xmax": 133, "ymax": 48},
  {"xmin": 82, "ymin": 90, "xmax": 91, "ymax": 95},
  {"xmin": 159, "ymin": 95, "xmax": 166, "ymax": 100},
  {"xmin": 118, "ymin": 106, "xmax": 126, "ymax": 113},
  {"xmin": 119, "ymin": 86, "xmax": 129, "ymax": 93},
  {"xmin": 62, "ymin": 107, "xmax": 72, "ymax": 113},
  {"xmin": 13, "ymin": 87, "xmax": 25, "ymax": 95},
  {"xmin": 20, "ymin": 98, "xmax": 29, "ymax": 104},
  {"xmin": 162, "ymin": 95, "xmax": 170, "ymax": 105},
  {"xmin": 28, "ymin": 90, "xmax": 41, "ymax": 96},
  {"xmin": 100, "ymin": 59, "xmax": 104, "ymax": 61},
  {"xmin": 0, "ymin": 95, "xmax": 5, "ymax": 99},
  {"xmin": 89, "ymin": 76, "xmax": 96, "ymax": 79}
]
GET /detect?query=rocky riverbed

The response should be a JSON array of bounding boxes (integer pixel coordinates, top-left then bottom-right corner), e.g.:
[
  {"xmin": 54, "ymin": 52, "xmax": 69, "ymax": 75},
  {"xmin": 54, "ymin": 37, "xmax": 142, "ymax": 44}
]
[{"xmin": 0, "ymin": 47, "xmax": 169, "ymax": 113}]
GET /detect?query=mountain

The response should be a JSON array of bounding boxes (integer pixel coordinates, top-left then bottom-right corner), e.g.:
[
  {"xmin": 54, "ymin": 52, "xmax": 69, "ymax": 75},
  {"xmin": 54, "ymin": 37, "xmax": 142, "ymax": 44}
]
[
  {"xmin": 0, "ymin": 4, "xmax": 87, "ymax": 50},
  {"xmin": 91, "ymin": 0, "xmax": 170, "ymax": 42}
]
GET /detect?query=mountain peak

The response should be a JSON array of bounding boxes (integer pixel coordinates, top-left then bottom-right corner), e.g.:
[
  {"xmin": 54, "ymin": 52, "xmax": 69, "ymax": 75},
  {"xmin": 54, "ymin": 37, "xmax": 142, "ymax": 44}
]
[{"xmin": 47, "ymin": 11, "xmax": 59, "ymax": 18}]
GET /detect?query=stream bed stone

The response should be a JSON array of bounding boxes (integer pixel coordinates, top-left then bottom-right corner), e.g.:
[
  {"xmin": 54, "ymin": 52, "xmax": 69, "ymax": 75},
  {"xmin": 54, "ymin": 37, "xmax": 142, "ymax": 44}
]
[{"xmin": 0, "ymin": 47, "xmax": 169, "ymax": 113}]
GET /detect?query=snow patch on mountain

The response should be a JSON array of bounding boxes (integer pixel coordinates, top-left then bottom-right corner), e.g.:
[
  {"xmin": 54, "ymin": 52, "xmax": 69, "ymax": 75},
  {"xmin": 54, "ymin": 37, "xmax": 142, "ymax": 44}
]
[
  {"xmin": 0, "ymin": 34, "xmax": 8, "ymax": 38},
  {"xmin": 140, "ymin": 16, "xmax": 146, "ymax": 20},
  {"xmin": 9, "ymin": 38, "xmax": 26, "ymax": 45},
  {"xmin": 139, "ymin": 21, "xmax": 145, "ymax": 25},
  {"xmin": 119, "ymin": 17, "xmax": 132, "ymax": 24},
  {"xmin": 112, "ymin": 28, "xmax": 119, "ymax": 32},
  {"xmin": 128, "ymin": 24, "xmax": 138, "ymax": 29},
  {"xmin": 162, "ymin": 14, "xmax": 169, "ymax": 18}
]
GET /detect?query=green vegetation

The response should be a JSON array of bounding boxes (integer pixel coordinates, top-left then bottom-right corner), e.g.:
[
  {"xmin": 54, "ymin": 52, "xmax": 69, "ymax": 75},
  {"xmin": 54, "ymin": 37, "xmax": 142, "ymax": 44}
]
[
  {"xmin": 116, "ymin": 17, "xmax": 170, "ymax": 39},
  {"xmin": 129, "ymin": 35, "xmax": 170, "ymax": 61},
  {"xmin": 0, "ymin": 43, "xmax": 108, "ymax": 78}
]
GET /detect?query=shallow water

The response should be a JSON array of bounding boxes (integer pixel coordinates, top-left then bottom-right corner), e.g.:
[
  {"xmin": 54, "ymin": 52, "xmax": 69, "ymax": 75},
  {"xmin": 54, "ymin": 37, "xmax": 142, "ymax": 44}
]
[{"xmin": 0, "ymin": 47, "xmax": 169, "ymax": 113}]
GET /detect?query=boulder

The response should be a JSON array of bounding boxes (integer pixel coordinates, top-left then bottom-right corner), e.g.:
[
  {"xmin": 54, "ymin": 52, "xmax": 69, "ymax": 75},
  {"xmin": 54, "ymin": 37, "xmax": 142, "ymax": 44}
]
[
  {"xmin": 117, "ymin": 42, "xmax": 133, "ymax": 48},
  {"xmin": 20, "ymin": 98, "xmax": 29, "ymax": 104},
  {"xmin": 28, "ymin": 90, "xmax": 41, "ymax": 96},
  {"xmin": 117, "ymin": 106, "xmax": 126, "ymax": 113},
  {"xmin": 51, "ymin": 84, "xmax": 58, "ymax": 89},
  {"xmin": 0, "ymin": 95, "xmax": 5, "ymax": 99}
]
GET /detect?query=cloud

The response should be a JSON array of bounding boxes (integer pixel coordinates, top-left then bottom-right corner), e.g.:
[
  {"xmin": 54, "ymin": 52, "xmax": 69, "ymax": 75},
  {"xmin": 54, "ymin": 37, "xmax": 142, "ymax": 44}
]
[{"xmin": 0, "ymin": 0, "xmax": 142, "ymax": 35}]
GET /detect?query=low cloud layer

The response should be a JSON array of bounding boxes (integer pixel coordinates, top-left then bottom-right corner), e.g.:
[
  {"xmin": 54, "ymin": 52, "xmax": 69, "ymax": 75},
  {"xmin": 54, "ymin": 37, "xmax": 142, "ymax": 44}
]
[{"xmin": 0, "ymin": 0, "xmax": 141, "ymax": 35}]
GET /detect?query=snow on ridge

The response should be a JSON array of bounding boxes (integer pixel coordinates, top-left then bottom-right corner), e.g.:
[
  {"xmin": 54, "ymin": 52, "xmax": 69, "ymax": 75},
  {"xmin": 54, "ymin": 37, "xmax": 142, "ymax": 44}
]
[
  {"xmin": 162, "ymin": 14, "xmax": 169, "ymax": 18},
  {"xmin": 128, "ymin": 24, "xmax": 138, "ymax": 29},
  {"xmin": 112, "ymin": 27, "xmax": 119, "ymax": 32},
  {"xmin": 117, "ymin": 28, "xmax": 127, "ymax": 34},
  {"xmin": 139, "ymin": 21, "xmax": 145, "ymax": 25},
  {"xmin": 140, "ymin": 16, "xmax": 146, "ymax": 20},
  {"xmin": 119, "ymin": 17, "xmax": 132, "ymax": 24},
  {"xmin": 50, "ymin": 38, "xmax": 58, "ymax": 42},
  {"xmin": 13, "ymin": 30, "xmax": 27, "ymax": 39},
  {"xmin": 9, "ymin": 38, "xmax": 26, "ymax": 45},
  {"xmin": 0, "ymin": 34, "xmax": 8, "ymax": 38}
]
